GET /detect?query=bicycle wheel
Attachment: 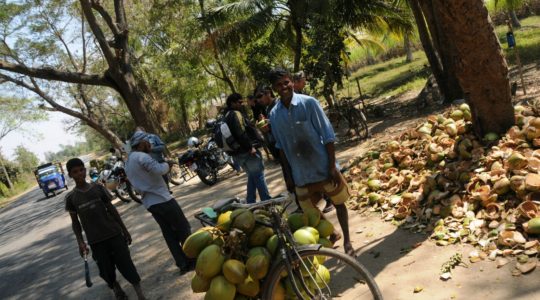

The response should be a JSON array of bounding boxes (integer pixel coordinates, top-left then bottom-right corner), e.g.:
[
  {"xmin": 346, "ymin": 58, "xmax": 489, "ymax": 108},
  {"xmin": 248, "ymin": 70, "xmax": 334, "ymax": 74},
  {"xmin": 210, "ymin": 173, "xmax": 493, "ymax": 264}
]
[
  {"xmin": 168, "ymin": 162, "xmax": 184, "ymax": 185},
  {"xmin": 263, "ymin": 247, "xmax": 382, "ymax": 300},
  {"xmin": 350, "ymin": 108, "xmax": 369, "ymax": 139}
]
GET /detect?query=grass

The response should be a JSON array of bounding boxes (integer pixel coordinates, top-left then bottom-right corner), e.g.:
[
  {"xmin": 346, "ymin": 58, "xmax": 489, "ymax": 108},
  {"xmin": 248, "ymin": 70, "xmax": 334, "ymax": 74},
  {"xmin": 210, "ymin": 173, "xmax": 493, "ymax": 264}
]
[
  {"xmin": 338, "ymin": 50, "xmax": 429, "ymax": 99},
  {"xmin": 337, "ymin": 16, "xmax": 540, "ymax": 102},
  {"xmin": 495, "ymin": 16, "xmax": 540, "ymax": 65},
  {"xmin": 0, "ymin": 173, "xmax": 35, "ymax": 208}
]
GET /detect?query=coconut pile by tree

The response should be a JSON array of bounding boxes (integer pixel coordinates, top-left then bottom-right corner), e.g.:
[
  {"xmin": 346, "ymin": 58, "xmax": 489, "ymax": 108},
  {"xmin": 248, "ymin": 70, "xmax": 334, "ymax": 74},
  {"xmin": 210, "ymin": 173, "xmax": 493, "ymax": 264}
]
[
  {"xmin": 182, "ymin": 205, "xmax": 336, "ymax": 299},
  {"xmin": 344, "ymin": 101, "xmax": 540, "ymax": 277}
]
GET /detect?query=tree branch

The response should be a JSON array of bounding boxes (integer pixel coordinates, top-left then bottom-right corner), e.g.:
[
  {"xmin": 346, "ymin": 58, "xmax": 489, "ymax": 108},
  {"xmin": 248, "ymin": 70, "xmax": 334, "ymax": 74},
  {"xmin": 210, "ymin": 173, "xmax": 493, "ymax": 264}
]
[
  {"xmin": 80, "ymin": 0, "xmax": 117, "ymax": 67},
  {"xmin": 91, "ymin": 1, "xmax": 121, "ymax": 35},
  {"xmin": 200, "ymin": 60, "xmax": 225, "ymax": 80},
  {"xmin": 113, "ymin": 0, "xmax": 130, "ymax": 64},
  {"xmin": 0, "ymin": 59, "xmax": 113, "ymax": 87}
]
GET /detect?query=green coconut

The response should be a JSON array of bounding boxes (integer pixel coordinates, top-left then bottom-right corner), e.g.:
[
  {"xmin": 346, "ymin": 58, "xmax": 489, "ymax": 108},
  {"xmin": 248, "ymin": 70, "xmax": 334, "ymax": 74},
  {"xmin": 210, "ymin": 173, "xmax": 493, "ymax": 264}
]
[
  {"xmin": 248, "ymin": 225, "xmax": 274, "ymax": 247},
  {"xmin": 246, "ymin": 255, "xmax": 270, "ymax": 280},
  {"xmin": 527, "ymin": 218, "xmax": 540, "ymax": 234},
  {"xmin": 248, "ymin": 246, "xmax": 271, "ymax": 259},
  {"xmin": 271, "ymin": 282, "xmax": 286, "ymax": 300},
  {"xmin": 266, "ymin": 234, "xmax": 278, "ymax": 255},
  {"xmin": 318, "ymin": 237, "xmax": 333, "ymax": 248},
  {"xmin": 300, "ymin": 226, "xmax": 320, "ymax": 243},
  {"xmin": 231, "ymin": 210, "xmax": 256, "ymax": 234},
  {"xmin": 236, "ymin": 275, "xmax": 260, "ymax": 297},
  {"xmin": 287, "ymin": 213, "xmax": 308, "ymax": 231},
  {"xmin": 196, "ymin": 244, "xmax": 225, "ymax": 280},
  {"xmin": 303, "ymin": 207, "xmax": 321, "ymax": 227},
  {"xmin": 205, "ymin": 275, "xmax": 236, "ymax": 300},
  {"xmin": 293, "ymin": 228, "xmax": 317, "ymax": 245},
  {"xmin": 222, "ymin": 259, "xmax": 247, "ymax": 284},
  {"xmin": 191, "ymin": 273, "xmax": 210, "ymax": 293},
  {"xmin": 183, "ymin": 230, "xmax": 214, "ymax": 259},
  {"xmin": 316, "ymin": 220, "xmax": 334, "ymax": 238},
  {"xmin": 216, "ymin": 211, "xmax": 233, "ymax": 231}
]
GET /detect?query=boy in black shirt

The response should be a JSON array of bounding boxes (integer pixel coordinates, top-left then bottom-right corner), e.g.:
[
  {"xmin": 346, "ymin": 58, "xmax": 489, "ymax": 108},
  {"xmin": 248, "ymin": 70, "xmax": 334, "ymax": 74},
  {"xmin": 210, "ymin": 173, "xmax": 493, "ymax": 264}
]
[{"xmin": 65, "ymin": 158, "xmax": 146, "ymax": 300}]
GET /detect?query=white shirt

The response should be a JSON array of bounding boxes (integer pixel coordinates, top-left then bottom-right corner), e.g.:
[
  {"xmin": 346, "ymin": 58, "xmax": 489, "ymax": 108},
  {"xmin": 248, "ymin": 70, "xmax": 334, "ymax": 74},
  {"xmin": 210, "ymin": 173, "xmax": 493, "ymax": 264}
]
[{"xmin": 125, "ymin": 151, "xmax": 171, "ymax": 209}]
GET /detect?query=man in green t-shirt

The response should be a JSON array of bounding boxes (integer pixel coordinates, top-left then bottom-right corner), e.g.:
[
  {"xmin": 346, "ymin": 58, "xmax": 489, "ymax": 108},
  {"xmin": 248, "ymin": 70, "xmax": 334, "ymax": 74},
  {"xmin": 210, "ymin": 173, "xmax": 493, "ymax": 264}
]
[{"xmin": 65, "ymin": 158, "xmax": 146, "ymax": 300}]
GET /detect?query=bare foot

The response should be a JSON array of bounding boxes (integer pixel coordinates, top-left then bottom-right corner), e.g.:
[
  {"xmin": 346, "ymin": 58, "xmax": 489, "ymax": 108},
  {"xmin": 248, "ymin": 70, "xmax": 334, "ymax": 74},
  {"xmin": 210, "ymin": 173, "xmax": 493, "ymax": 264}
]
[
  {"xmin": 344, "ymin": 242, "xmax": 355, "ymax": 257},
  {"xmin": 329, "ymin": 231, "xmax": 342, "ymax": 245}
]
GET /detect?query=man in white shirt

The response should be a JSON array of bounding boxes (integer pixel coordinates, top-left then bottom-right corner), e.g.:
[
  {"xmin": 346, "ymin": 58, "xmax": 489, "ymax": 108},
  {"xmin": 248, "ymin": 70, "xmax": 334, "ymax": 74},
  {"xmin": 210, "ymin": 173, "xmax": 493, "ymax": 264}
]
[{"xmin": 125, "ymin": 131, "xmax": 194, "ymax": 274}]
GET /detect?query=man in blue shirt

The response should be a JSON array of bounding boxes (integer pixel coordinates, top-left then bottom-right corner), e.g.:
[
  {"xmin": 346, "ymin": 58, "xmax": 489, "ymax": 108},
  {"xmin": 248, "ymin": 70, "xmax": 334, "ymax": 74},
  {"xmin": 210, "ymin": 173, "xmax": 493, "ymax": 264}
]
[
  {"xmin": 125, "ymin": 131, "xmax": 194, "ymax": 274},
  {"xmin": 268, "ymin": 68, "xmax": 353, "ymax": 256}
]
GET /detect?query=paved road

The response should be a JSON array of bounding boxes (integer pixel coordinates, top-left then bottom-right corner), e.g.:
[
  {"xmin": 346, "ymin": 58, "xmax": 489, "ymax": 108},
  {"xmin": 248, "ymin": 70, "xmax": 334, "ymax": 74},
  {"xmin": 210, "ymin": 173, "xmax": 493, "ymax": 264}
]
[
  {"xmin": 0, "ymin": 183, "xmax": 108, "ymax": 299},
  {"xmin": 3, "ymin": 148, "xmax": 540, "ymax": 300}
]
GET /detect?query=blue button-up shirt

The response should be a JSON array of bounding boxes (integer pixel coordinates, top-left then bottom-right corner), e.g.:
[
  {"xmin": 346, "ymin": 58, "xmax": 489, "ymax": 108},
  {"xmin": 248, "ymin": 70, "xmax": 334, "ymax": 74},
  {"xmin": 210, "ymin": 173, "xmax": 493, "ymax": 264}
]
[{"xmin": 269, "ymin": 93, "xmax": 336, "ymax": 186}]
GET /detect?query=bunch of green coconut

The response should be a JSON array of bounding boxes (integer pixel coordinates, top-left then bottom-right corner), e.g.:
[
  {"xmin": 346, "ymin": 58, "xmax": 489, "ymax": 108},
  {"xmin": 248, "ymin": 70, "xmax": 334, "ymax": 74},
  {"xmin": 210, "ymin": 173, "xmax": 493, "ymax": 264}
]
[
  {"xmin": 182, "ymin": 206, "xmax": 336, "ymax": 299},
  {"xmin": 345, "ymin": 102, "xmax": 540, "ymax": 274}
]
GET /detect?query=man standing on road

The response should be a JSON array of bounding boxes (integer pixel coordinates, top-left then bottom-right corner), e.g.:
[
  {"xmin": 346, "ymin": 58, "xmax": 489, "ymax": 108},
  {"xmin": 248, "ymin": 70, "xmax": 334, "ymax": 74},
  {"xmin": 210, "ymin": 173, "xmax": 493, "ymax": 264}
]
[
  {"xmin": 125, "ymin": 131, "xmax": 195, "ymax": 274},
  {"xmin": 224, "ymin": 93, "xmax": 271, "ymax": 204},
  {"xmin": 65, "ymin": 158, "xmax": 147, "ymax": 300},
  {"xmin": 268, "ymin": 68, "xmax": 354, "ymax": 256}
]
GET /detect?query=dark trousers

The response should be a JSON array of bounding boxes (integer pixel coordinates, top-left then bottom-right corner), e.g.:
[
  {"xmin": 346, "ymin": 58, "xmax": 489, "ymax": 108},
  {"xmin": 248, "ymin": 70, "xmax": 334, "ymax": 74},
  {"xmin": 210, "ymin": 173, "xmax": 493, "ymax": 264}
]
[
  {"xmin": 90, "ymin": 235, "xmax": 141, "ymax": 289},
  {"xmin": 148, "ymin": 199, "xmax": 193, "ymax": 269}
]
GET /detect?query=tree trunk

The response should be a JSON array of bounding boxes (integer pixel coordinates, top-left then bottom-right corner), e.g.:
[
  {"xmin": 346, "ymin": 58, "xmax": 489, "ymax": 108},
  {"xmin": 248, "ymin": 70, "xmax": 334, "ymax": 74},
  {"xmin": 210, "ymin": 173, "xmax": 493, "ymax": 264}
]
[
  {"xmin": 179, "ymin": 98, "xmax": 191, "ymax": 135},
  {"xmin": 404, "ymin": 34, "xmax": 414, "ymax": 62},
  {"xmin": 421, "ymin": 0, "xmax": 464, "ymax": 102},
  {"xmin": 434, "ymin": 0, "xmax": 514, "ymax": 135},
  {"xmin": 292, "ymin": 21, "xmax": 303, "ymax": 72},
  {"xmin": 409, "ymin": 0, "xmax": 447, "ymax": 98},
  {"xmin": 0, "ymin": 158, "xmax": 13, "ymax": 190},
  {"xmin": 510, "ymin": 10, "xmax": 521, "ymax": 28}
]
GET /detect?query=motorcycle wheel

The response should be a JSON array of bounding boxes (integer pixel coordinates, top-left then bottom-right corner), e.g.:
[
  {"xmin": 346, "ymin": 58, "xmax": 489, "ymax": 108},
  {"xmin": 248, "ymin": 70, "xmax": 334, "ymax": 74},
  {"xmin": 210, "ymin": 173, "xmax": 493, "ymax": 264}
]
[
  {"xmin": 126, "ymin": 182, "xmax": 142, "ymax": 204},
  {"xmin": 197, "ymin": 163, "xmax": 218, "ymax": 186},
  {"xmin": 115, "ymin": 183, "xmax": 132, "ymax": 203},
  {"xmin": 168, "ymin": 162, "xmax": 184, "ymax": 185}
]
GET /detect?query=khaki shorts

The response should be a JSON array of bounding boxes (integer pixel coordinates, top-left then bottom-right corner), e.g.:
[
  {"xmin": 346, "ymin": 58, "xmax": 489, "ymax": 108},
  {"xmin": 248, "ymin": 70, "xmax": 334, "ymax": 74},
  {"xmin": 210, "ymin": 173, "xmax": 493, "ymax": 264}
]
[{"xmin": 295, "ymin": 172, "xmax": 350, "ymax": 210}]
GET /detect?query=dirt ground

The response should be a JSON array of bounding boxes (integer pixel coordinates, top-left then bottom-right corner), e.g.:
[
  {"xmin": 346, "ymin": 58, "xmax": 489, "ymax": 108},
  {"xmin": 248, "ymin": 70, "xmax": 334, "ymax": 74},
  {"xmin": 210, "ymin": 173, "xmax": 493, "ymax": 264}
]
[{"xmin": 1, "ymin": 64, "xmax": 540, "ymax": 300}]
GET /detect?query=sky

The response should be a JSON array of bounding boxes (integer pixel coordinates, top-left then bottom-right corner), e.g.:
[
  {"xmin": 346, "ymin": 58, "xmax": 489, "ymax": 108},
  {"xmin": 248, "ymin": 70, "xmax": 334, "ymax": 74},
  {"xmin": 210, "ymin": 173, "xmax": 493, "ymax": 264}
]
[{"xmin": 1, "ymin": 112, "xmax": 83, "ymax": 162}]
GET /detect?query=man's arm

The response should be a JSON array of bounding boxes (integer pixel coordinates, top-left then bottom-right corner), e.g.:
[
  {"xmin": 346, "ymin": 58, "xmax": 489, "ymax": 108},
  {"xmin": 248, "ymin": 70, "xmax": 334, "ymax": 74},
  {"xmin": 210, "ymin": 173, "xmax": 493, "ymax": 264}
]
[
  {"xmin": 140, "ymin": 154, "xmax": 170, "ymax": 175},
  {"xmin": 309, "ymin": 99, "xmax": 336, "ymax": 144},
  {"xmin": 325, "ymin": 142, "xmax": 341, "ymax": 185},
  {"xmin": 149, "ymin": 134, "xmax": 166, "ymax": 155},
  {"xmin": 69, "ymin": 212, "xmax": 89, "ymax": 257},
  {"xmin": 279, "ymin": 149, "xmax": 295, "ymax": 192}
]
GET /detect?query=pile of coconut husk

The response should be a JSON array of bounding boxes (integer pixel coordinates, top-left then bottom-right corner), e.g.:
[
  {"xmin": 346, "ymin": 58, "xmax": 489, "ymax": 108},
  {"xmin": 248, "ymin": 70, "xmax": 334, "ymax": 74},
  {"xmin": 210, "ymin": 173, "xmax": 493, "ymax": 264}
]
[{"xmin": 345, "ymin": 102, "xmax": 540, "ymax": 275}]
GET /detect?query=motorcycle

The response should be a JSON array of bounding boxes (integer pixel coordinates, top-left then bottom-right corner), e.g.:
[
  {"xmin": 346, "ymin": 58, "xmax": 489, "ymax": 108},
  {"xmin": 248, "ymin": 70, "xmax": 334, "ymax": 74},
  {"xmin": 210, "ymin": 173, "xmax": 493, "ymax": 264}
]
[
  {"xmin": 178, "ymin": 131, "xmax": 235, "ymax": 186},
  {"xmin": 97, "ymin": 156, "xmax": 142, "ymax": 203}
]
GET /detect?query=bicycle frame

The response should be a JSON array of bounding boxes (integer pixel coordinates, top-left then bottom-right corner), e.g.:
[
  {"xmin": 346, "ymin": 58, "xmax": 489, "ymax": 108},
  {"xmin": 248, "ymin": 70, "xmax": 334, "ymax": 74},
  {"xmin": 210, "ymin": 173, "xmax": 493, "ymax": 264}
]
[{"xmin": 267, "ymin": 207, "xmax": 327, "ymax": 299}]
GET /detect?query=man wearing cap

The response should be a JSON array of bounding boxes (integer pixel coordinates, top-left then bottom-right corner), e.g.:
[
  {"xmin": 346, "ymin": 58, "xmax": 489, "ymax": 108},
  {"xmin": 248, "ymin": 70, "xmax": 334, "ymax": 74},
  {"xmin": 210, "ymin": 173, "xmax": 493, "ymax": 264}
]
[{"xmin": 125, "ymin": 131, "xmax": 194, "ymax": 274}]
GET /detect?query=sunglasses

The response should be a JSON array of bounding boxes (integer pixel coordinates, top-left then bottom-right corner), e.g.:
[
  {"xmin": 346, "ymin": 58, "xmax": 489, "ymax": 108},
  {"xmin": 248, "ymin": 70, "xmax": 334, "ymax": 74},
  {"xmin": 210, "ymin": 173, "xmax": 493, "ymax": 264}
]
[{"xmin": 255, "ymin": 93, "xmax": 264, "ymax": 99}]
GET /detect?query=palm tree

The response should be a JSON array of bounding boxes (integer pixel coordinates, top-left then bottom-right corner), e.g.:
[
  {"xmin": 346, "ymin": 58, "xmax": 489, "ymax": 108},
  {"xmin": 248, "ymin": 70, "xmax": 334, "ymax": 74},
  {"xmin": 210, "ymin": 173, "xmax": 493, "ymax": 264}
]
[
  {"xmin": 493, "ymin": 0, "xmax": 525, "ymax": 28},
  {"xmin": 433, "ymin": 0, "xmax": 514, "ymax": 135},
  {"xmin": 206, "ymin": 0, "xmax": 410, "ymax": 72}
]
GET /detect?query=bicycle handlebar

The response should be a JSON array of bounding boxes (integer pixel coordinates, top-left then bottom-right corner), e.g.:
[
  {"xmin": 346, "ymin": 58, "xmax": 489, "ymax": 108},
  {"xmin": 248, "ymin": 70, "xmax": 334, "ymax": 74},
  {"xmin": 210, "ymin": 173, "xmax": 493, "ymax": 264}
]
[{"xmin": 228, "ymin": 194, "xmax": 293, "ymax": 211}]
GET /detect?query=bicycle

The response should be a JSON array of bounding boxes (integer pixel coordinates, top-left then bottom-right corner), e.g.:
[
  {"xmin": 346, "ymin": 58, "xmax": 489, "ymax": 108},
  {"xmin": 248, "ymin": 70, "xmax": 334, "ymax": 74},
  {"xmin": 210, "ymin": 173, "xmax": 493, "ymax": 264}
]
[
  {"xmin": 195, "ymin": 195, "xmax": 383, "ymax": 299},
  {"xmin": 328, "ymin": 97, "xmax": 369, "ymax": 140}
]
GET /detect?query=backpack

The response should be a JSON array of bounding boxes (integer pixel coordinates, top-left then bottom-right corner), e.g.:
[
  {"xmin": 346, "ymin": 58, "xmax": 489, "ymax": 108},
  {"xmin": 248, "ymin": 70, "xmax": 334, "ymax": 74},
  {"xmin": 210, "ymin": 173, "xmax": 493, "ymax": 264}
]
[{"xmin": 214, "ymin": 111, "xmax": 241, "ymax": 152}]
